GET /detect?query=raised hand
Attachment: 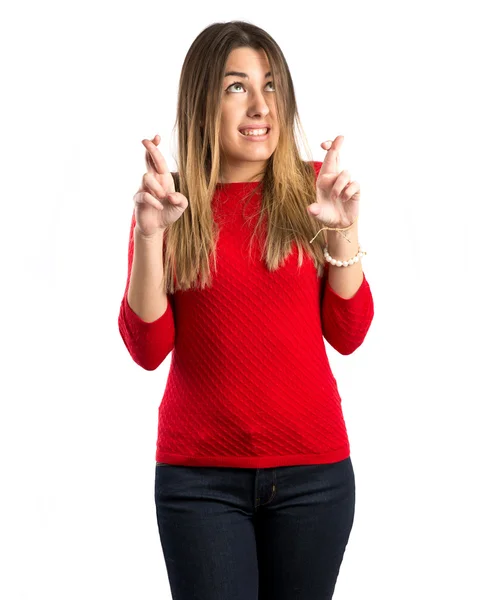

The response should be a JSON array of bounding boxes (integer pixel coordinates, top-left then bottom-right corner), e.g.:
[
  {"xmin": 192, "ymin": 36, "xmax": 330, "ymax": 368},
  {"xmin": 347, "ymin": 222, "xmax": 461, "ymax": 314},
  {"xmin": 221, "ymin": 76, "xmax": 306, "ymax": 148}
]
[
  {"xmin": 133, "ymin": 134, "xmax": 189, "ymax": 237},
  {"xmin": 308, "ymin": 135, "xmax": 361, "ymax": 229}
]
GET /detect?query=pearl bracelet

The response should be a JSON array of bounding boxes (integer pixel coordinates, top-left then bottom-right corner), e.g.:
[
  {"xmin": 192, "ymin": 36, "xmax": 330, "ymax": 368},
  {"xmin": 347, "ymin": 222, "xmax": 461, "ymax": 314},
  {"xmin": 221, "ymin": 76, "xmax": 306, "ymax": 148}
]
[{"xmin": 323, "ymin": 245, "xmax": 367, "ymax": 267}]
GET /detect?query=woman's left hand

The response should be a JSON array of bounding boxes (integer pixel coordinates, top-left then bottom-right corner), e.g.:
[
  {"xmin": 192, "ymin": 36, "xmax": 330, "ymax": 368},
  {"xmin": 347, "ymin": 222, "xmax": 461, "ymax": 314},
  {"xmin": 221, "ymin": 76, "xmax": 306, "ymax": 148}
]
[{"xmin": 307, "ymin": 135, "xmax": 360, "ymax": 229}]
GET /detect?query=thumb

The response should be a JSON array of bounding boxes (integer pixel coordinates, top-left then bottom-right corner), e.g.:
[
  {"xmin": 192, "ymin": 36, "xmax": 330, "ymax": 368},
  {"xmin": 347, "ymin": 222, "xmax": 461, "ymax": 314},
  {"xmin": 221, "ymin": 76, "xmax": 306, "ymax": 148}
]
[
  {"xmin": 308, "ymin": 203, "xmax": 322, "ymax": 215},
  {"xmin": 168, "ymin": 192, "xmax": 188, "ymax": 209}
]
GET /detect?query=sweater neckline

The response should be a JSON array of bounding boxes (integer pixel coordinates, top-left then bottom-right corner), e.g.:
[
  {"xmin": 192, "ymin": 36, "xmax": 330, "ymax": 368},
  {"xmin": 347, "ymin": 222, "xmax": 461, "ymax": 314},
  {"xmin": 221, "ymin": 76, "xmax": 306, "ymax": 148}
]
[{"xmin": 216, "ymin": 180, "xmax": 263, "ymax": 188}]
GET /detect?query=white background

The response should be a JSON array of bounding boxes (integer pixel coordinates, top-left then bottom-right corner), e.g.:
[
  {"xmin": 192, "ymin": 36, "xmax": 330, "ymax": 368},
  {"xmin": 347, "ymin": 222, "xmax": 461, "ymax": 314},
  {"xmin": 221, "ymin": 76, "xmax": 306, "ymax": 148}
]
[{"xmin": 1, "ymin": 0, "xmax": 491, "ymax": 598}]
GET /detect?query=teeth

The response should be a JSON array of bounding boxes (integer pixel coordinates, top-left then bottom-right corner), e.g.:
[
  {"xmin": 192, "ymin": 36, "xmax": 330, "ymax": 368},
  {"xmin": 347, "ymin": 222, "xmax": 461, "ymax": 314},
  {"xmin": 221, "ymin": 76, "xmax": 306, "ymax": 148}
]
[{"xmin": 240, "ymin": 128, "xmax": 268, "ymax": 136}]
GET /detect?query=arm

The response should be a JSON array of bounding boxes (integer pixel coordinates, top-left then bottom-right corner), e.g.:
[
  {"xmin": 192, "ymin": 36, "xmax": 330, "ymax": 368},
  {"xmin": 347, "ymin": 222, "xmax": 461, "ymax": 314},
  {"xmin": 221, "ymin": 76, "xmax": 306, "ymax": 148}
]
[
  {"xmin": 320, "ymin": 253, "xmax": 374, "ymax": 355},
  {"xmin": 117, "ymin": 211, "xmax": 175, "ymax": 370},
  {"xmin": 311, "ymin": 160, "xmax": 374, "ymax": 354},
  {"xmin": 326, "ymin": 220, "xmax": 364, "ymax": 299}
]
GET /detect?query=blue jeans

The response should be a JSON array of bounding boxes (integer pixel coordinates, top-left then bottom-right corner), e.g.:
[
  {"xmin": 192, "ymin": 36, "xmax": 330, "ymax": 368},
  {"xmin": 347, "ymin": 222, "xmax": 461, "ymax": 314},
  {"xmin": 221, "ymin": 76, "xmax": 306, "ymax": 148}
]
[{"xmin": 154, "ymin": 456, "xmax": 355, "ymax": 600}]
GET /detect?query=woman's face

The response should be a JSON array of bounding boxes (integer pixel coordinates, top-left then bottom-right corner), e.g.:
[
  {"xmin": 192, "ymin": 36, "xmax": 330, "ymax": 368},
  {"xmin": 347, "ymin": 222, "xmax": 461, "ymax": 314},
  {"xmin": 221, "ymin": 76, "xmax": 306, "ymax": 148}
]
[{"xmin": 218, "ymin": 47, "xmax": 280, "ymax": 183}]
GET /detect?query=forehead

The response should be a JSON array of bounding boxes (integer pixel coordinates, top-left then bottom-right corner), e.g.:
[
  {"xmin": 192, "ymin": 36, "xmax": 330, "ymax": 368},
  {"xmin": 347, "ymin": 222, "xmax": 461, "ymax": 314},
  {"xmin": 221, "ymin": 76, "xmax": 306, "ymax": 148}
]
[{"xmin": 225, "ymin": 47, "xmax": 271, "ymax": 71}]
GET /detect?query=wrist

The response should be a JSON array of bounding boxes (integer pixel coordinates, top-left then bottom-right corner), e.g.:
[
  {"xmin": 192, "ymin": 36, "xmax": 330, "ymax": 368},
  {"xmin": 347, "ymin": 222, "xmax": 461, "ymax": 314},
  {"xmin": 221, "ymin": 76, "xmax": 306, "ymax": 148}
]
[
  {"xmin": 326, "ymin": 223, "xmax": 359, "ymax": 254},
  {"xmin": 134, "ymin": 225, "xmax": 167, "ymax": 242}
]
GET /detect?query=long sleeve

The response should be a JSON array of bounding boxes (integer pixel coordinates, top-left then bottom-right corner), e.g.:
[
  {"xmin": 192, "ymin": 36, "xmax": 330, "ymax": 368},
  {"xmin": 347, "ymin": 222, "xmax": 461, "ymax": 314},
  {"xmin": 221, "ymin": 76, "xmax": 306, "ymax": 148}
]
[
  {"xmin": 117, "ymin": 212, "xmax": 175, "ymax": 370},
  {"xmin": 310, "ymin": 159, "xmax": 374, "ymax": 354},
  {"xmin": 320, "ymin": 263, "xmax": 374, "ymax": 355}
]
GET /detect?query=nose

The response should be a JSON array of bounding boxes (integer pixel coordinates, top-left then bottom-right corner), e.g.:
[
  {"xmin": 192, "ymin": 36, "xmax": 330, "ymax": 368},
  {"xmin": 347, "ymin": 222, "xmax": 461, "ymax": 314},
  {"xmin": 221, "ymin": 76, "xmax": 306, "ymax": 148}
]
[
  {"xmin": 247, "ymin": 94, "xmax": 270, "ymax": 118},
  {"xmin": 249, "ymin": 91, "xmax": 270, "ymax": 115}
]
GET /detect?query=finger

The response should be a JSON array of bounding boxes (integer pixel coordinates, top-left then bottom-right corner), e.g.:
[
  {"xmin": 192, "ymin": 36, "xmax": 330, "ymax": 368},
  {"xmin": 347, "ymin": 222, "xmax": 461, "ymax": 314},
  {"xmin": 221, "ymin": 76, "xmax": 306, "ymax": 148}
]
[
  {"xmin": 141, "ymin": 172, "xmax": 168, "ymax": 199},
  {"xmin": 142, "ymin": 138, "xmax": 158, "ymax": 174},
  {"xmin": 143, "ymin": 133, "xmax": 160, "ymax": 145},
  {"xmin": 319, "ymin": 135, "xmax": 344, "ymax": 176},
  {"xmin": 142, "ymin": 136, "xmax": 169, "ymax": 175},
  {"xmin": 341, "ymin": 180, "xmax": 360, "ymax": 202},
  {"xmin": 133, "ymin": 190, "xmax": 164, "ymax": 211},
  {"xmin": 330, "ymin": 170, "xmax": 351, "ymax": 202}
]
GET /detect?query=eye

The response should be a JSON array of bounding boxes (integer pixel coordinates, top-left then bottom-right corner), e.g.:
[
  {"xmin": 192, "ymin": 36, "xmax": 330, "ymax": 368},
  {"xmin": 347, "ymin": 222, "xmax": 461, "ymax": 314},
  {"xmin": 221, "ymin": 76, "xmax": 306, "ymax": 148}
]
[{"xmin": 226, "ymin": 81, "xmax": 275, "ymax": 93}]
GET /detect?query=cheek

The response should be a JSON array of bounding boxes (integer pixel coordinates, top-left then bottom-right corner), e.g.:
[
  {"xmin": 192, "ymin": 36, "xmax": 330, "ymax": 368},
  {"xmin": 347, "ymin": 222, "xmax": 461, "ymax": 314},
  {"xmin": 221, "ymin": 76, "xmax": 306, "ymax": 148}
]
[{"xmin": 219, "ymin": 117, "xmax": 238, "ymax": 139}]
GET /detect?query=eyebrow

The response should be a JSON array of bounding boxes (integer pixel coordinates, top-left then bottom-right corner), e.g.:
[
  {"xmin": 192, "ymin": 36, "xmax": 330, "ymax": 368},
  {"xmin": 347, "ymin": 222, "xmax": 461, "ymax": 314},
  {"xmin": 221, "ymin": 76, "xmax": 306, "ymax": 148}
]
[{"xmin": 224, "ymin": 71, "xmax": 272, "ymax": 79}]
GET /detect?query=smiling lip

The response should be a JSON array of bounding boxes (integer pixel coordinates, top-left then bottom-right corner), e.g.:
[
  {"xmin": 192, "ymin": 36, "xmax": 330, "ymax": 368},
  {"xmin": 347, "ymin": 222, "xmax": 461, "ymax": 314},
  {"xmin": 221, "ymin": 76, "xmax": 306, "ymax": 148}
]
[
  {"xmin": 238, "ymin": 124, "xmax": 271, "ymax": 131},
  {"xmin": 238, "ymin": 128, "xmax": 271, "ymax": 141}
]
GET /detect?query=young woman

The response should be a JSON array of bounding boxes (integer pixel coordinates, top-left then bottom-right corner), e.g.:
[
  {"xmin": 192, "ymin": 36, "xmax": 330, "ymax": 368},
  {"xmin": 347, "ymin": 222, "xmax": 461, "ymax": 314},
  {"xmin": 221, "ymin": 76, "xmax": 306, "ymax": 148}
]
[{"xmin": 118, "ymin": 20, "xmax": 374, "ymax": 600}]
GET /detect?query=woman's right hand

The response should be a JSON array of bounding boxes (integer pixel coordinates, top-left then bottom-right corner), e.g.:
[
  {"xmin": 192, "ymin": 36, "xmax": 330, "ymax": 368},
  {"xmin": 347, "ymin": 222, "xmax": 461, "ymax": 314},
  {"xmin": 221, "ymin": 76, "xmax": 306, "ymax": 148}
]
[{"xmin": 133, "ymin": 134, "xmax": 189, "ymax": 237}]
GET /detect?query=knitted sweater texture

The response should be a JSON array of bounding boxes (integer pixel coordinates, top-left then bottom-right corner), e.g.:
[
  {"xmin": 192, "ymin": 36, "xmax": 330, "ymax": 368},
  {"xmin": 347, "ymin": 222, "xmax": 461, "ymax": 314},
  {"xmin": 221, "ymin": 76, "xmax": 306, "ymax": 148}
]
[{"xmin": 118, "ymin": 161, "xmax": 374, "ymax": 468}]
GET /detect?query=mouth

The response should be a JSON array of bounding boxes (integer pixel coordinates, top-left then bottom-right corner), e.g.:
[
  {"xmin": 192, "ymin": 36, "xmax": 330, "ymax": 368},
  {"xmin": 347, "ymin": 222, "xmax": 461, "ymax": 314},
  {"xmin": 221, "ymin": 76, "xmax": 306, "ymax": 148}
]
[{"xmin": 238, "ymin": 127, "xmax": 271, "ymax": 141}]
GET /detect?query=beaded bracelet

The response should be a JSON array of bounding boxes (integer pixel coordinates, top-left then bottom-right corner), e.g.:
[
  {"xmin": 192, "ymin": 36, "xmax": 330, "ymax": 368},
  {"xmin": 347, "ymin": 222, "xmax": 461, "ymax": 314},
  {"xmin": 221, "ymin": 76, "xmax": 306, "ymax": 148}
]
[
  {"xmin": 323, "ymin": 245, "xmax": 367, "ymax": 267},
  {"xmin": 309, "ymin": 215, "xmax": 367, "ymax": 267}
]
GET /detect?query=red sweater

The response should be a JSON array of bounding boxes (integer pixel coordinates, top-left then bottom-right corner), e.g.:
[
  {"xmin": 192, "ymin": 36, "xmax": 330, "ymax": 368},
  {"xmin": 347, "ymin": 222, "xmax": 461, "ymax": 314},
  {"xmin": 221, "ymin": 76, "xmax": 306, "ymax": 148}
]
[{"xmin": 118, "ymin": 161, "xmax": 374, "ymax": 468}]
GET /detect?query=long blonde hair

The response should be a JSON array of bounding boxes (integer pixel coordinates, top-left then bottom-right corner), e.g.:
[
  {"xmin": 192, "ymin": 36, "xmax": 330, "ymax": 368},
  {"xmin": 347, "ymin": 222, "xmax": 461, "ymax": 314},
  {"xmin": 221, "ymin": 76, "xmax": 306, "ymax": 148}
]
[{"xmin": 162, "ymin": 20, "xmax": 326, "ymax": 293}]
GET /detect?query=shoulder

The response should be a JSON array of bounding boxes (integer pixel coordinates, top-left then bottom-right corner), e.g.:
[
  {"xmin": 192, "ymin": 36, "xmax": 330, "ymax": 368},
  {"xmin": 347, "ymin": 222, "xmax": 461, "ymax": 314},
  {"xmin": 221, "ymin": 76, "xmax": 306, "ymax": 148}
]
[
  {"xmin": 302, "ymin": 161, "xmax": 323, "ymax": 180},
  {"xmin": 311, "ymin": 161, "xmax": 323, "ymax": 177}
]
